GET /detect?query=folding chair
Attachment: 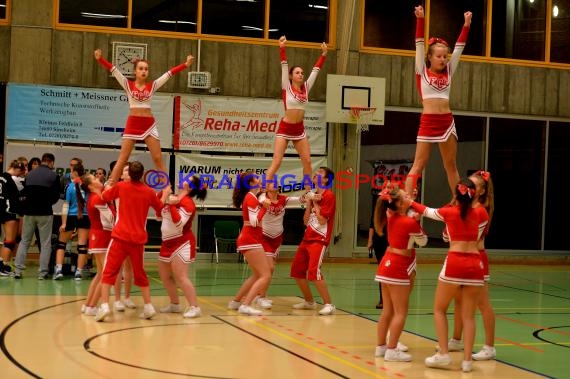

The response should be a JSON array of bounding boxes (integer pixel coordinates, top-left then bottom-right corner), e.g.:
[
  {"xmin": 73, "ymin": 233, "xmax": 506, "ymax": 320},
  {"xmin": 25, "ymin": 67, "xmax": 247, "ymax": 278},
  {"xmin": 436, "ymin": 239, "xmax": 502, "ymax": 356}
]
[{"xmin": 213, "ymin": 220, "xmax": 241, "ymax": 263}]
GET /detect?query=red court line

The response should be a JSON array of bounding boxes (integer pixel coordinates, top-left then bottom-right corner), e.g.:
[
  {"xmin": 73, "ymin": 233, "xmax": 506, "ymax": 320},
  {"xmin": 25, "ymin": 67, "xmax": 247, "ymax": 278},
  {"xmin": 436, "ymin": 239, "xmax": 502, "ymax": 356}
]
[
  {"xmin": 497, "ymin": 315, "xmax": 570, "ymax": 336},
  {"xmin": 268, "ymin": 319, "xmax": 406, "ymax": 377},
  {"xmin": 495, "ymin": 337, "xmax": 544, "ymax": 353}
]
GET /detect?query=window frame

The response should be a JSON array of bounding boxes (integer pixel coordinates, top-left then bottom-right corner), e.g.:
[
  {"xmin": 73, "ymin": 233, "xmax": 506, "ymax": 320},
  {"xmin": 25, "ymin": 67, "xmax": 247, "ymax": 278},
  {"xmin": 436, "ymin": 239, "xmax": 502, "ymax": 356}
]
[
  {"xmin": 53, "ymin": 0, "xmax": 337, "ymax": 49},
  {"xmin": 0, "ymin": 0, "xmax": 10, "ymax": 25},
  {"xmin": 360, "ymin": 0, "xmax": 570, "ymax": 70}
]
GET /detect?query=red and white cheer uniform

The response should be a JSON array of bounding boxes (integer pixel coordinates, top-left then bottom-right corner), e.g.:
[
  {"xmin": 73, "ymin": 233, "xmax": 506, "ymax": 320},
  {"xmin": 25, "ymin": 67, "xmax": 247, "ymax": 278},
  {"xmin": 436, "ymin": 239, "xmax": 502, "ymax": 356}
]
[
  {"xmin": 97, "ymin": 56, "xmax": 187, "ymax": 140},
  {"xmin": 412, "ymin": 202, "xmax": 488, "ymax": 286},
  {"xmin": 236, "ymin": 192, "xmax": 267, "ymax": 253},
  {"xmin": 258, "ymin": 193, "xmax": 301, "ymax": 258},
  {"xmin": 277, "ymin": 46, "xmax": 326, "ymax": 140},
  {"xmin": 290, "ymin": 190, "xmax": 335, "ymax": 281},
  {"xmin": 415, "ymin": 17, "xmax": 469, "ymax": 143},
  {"xmin": 375, "ymin": 212, "xmax": 427, "ymax": 285},
  {"xmin": 160, "ymin": 196, "xmax": 196, "ymax": 264}
]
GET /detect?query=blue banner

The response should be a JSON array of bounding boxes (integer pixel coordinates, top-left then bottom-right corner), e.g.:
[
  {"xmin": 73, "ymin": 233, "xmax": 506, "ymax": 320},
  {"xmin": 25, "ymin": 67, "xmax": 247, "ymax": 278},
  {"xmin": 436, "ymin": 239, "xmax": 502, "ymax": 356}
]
[{"xmin": 5, "ymin": 83, "xmax": 173, "ymax": 147}]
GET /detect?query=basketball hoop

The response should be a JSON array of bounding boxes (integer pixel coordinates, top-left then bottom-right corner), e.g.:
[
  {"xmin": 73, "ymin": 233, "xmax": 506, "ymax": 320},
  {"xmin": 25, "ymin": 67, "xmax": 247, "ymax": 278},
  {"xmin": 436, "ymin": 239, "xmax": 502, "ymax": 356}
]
[{"xmin": 350, "ymin": 107, "xmax": 376, "ymax": 133}]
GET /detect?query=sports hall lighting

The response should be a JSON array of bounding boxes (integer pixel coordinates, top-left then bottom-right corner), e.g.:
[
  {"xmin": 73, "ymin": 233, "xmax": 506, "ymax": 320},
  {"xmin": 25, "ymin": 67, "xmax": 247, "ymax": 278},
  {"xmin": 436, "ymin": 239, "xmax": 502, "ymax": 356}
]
[
  {"xmin": 308, "ymin": 4, "xmax": 328, "ymax": 9},
  {"xmin": 158, "ymin": 20, "xmax": 196, "ymax": 25},
  {"xmin": 553, "ymin": 5, "xmax": 559, "ymax": 17},
  {"xmin": 81, "ymin": 12, "xmax": 127, "ymax": 19}
]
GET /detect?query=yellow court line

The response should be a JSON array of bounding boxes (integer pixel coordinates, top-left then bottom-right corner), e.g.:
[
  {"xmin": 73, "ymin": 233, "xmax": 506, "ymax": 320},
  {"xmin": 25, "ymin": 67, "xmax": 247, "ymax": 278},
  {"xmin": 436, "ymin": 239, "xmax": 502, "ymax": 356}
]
[
  {"xmin": 196, "ymin": 296, "xmax": 388, "ymax": 379},
  {"xmin": 240, "ymin": 317, "xmax": 388, "ymax": 378}
]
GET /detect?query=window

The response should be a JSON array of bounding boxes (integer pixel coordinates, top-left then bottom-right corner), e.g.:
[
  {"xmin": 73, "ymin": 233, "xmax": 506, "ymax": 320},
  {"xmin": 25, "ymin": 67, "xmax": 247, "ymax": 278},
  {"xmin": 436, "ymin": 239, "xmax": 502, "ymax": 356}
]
[
  {"xmin": 491, "ymin": 0, "xmax": 546, "ymax": 61},
  {"xmin": 428, "ymin": 0, "xmax": 486, "ymax": 56},
  {"xmin": 362, "ymin": 0, "xmax": 485, "ymax": 56},
  {"xmin": 132, "ymin": 0, "xmax": 198, "ymax": 33},
  {"xmin": 544, "ymin": 122, "xmax": 570, "ymax": 250},
  {"xmin": 487, "ymin": 118, "xmax": 545, "ymax": 250},
  {"xmin": 58, "ymin": 0, "xmax": 128, "ymax": 28},
  {"xmin": 550, "ymin": 0, "xmax": 570, "ymax": 63},
  {"xmin": 0, "ymin": 0, "xmax": 6, "ymax": 20},
  {"xmin": 269, "ymin": 0, "xmax": 330, "ymax": 42},
  {"xmin": 363, "ymin": 1, "xmax": 412, "ymax": 50},
  {"xmin": 202, "ymin": 0, "xmax": 265, "ymax": 38},
  {"xmin": 57, "ymin": 0, "xmax": 332, "ymax": 44}
]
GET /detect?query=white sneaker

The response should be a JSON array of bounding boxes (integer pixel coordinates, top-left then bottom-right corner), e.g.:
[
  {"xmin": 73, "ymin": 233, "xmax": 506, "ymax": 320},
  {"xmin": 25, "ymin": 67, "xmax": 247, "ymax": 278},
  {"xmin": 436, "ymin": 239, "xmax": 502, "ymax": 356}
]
[
  {"xmin": 160, "ymin": 303, "xmax": 182, "ymax": 313},
  {"xmin": 375, "ymin": 345, "xmax": 387, "ymax": 357},
  {"xmin": 384, "ymin": 348, "xmax": 412, "ymax": 362},
  {"xmin": 139, "ymin": 305, "xmax": 157, "ymax": 319},
  {"xmin": 114, "ymin": 300, "xmax": 126, "ymax": 312},
  {"xmin": 81, "ymin": 304, "xmax": 86, "ymax": 313},
  {"xmin": 124, "ymin": 298, "xmax": 137, "ymax": 309},
  {"xmin": 318, "ymin": 304, "xmax": 336, "ymax": 315},
  {"xmin": 238, "ymin": 304, "xmax": 263, "ymax": 316},
  {"xmin": 183, "ymin": 306, "xmax": 202, "ymax": 318},
  {"xmin": 95, "ymin": 304, "xmax": 111, "ymax": 322},
  {"xmin": 256, "ymin": 297, "xmax": 273, "ymax": 309},
  {"xmin": 436, "ymin": 338, "xmax": 464, "ymax": 352},
  {"xmin": 448, "ymin": 338, "xmax": 464, "ymax": 351},
  {"xmin": 292, "ymin": 301, "xmax": 317, "ymax": 310},
  {"xmin": 461, "ymin": 360, "xmax": 473, "ymax": 372},
  {"xmin": 228, "ymin": 300, "xmax": 241, "ymax": 310},
  {"xmin": 397, "ymin": 341, "xmax": 409, "ymax": 352},
  {"xmin": 425, "ymin": 353, "xmax": 452, "ymax": 368},
  {"xmin": 472, "ymin": 345, "xmax": 496, "ymax": 361},
  {"xmin": 85, "ymin": 306, "xmax": 98, "ymax": 316}
]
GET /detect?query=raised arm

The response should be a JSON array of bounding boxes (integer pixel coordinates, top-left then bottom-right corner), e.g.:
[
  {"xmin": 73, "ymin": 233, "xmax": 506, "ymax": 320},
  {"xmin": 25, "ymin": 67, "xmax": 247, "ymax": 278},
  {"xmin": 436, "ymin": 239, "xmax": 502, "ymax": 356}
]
[
  {"xmin": 305, "ymin": 42, "xmax": 327, "ymax": 92},
  {"xmin": 153, "ymin": 54, "xmax": 195, "ymax": 90},
  {"xmin": 414, "ymin": 6, "xmax": 425, "ymax": 74},
  {"xmin": 449, "ymin": 11, "xmax": 471, "ymax": 76},
  {"xmin": 94, "ymin": 49, "xmax": 129, "ymax": 91},
  {"xmin": 279, "ymin": 36, "xmax": 290, "ymax": 90}
]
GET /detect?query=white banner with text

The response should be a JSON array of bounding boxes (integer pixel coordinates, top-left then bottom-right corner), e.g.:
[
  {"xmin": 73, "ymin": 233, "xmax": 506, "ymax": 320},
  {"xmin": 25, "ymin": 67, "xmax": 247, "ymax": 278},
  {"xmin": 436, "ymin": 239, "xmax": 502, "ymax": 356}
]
[
  {"xmin": 174, "ymin": 154, "xmax": 327, "ymax": 208},
  {"xmin": 173, "ymin": 96, "xmax": 327, "ymax": 154}
]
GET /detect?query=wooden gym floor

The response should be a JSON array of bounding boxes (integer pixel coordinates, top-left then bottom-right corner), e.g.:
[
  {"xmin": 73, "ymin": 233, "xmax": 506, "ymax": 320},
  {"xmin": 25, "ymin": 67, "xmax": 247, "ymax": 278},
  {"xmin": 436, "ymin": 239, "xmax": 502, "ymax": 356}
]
[{"xmin": 0, "ymin": 260, "xmax": 568, "ymax": 378}]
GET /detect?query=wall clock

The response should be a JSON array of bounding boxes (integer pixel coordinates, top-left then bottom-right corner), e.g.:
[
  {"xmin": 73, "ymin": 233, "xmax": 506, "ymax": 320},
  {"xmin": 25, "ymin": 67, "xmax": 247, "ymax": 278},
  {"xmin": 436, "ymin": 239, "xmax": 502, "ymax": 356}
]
[{"xmin": 111, "ymin": 42, "xmax": 148, "ymax": 78}]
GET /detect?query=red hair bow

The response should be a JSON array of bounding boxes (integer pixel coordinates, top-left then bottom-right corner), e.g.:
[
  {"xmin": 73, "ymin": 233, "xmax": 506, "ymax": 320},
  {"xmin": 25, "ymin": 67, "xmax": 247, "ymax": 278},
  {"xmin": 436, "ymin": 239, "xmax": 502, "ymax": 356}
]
[
  {"xmin": 379, "ymin": 188, "xmax": 392, "ymax": 203},
  {"xmin": 428, "ymin": 37, "xmax": 449, "ymax": 47},
  {"xmin": 457, "ymin": 183, "xmax": 475, "ymax": 198},
  {"xmin": 479, "ymin": 171, "xmax": 491, "ymax": 182}
]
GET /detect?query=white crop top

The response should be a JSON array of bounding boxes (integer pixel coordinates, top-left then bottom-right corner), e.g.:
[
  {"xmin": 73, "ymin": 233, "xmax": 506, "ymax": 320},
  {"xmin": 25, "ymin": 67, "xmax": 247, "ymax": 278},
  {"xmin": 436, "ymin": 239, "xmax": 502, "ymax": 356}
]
[
  {"xmin": 415, "ymin": 18, "xmax": 469, "ymax": 101},
  {"xmin": 280, "ymin": 46, "xmax": 326, "ymax": 111}
]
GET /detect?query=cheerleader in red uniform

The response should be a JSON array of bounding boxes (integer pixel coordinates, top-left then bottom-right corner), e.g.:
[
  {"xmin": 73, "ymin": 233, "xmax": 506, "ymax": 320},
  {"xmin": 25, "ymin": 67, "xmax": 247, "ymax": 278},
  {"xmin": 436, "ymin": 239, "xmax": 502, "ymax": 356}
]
[
  {"xmin": 227, "ymin": 172, "xmax": 271, "ymax": 316},
  {"xmin": 290, "ymin": 167, "xmax": 336, "ymax": 316},
  {"xmin": 94, "ymin": 49, "xmax": 194, "ymax": 186},
  {"xmin": 405, "ymin": 5, "xmax": 472, "ymax": 197},
  {"xmin": 254, "ymin": 188, "xmax": 303, "ymax": 308},
  {"xmin": 265, "ymin": 36, "xmax": 327, "ymax": 191},
  {"xmin": 94, "ymin": 162, "xmax": 168, "ymax": 322},
  {"xmin": 410, "ymin": 178, "xmax": 488, "ymax": 372},
  {"xmin": 449, "ymin": 170, "xmax": 497, "ymax": 360},
  {"xmin": 374, "ymin": 186, "xmax": 427, "ymax": 362},
  {"xmin": 158, "ymin": 178, "xmax": 207, "ymax": 319},
  {"xmin": 81, "ymin": 174, "xmax": 115, "ymax": 316}
]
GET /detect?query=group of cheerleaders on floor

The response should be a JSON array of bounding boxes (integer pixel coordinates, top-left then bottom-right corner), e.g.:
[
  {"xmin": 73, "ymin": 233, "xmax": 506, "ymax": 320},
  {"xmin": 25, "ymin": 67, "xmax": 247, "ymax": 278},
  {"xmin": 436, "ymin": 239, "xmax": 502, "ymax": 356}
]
[{"xmin": 84, "ymin": 4, "xmax": 494, "ymax": 372}]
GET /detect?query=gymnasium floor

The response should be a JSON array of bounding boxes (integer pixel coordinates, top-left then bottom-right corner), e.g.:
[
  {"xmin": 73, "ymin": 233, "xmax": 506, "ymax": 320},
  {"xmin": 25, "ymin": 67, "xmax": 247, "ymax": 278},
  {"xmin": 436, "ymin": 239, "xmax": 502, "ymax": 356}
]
[{"xmin": 0, "ymin": 260, "xmax": 568, "ymax": 378}]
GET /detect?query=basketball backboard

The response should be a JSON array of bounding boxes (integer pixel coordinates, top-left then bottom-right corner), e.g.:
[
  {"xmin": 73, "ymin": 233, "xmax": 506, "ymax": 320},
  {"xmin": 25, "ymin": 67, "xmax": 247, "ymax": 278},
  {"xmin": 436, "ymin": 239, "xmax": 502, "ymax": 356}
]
[{"xmin": 325, "ymin": 74, "xmax": 386, "ymax": 125}]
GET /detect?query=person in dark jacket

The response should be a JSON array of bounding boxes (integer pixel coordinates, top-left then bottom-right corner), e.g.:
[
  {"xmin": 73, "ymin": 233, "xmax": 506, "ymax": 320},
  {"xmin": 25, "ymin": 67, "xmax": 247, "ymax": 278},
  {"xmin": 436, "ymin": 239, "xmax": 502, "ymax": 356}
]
[
  {"xmin": 0, "ymin": 160, "xmax": 27, "ymax": 275},
  {"xmin": 13, "ymin": 153, "xmax": 61, "ymax": 279}
]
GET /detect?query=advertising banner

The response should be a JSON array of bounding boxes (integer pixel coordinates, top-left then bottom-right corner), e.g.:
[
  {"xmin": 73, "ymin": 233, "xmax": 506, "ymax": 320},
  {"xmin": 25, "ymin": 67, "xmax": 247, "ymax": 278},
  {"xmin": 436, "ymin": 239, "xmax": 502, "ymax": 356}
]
[
  {"xmin": 5, "ymin": 83, "xmax": 173, "ymax": 148},
  {"xmin": 174, "ymin": 96, "xmax": 327, "ymax": 154},
  {"xmin": 174, "ymin": 154, "xmax": 327, "ymax": 208}
]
